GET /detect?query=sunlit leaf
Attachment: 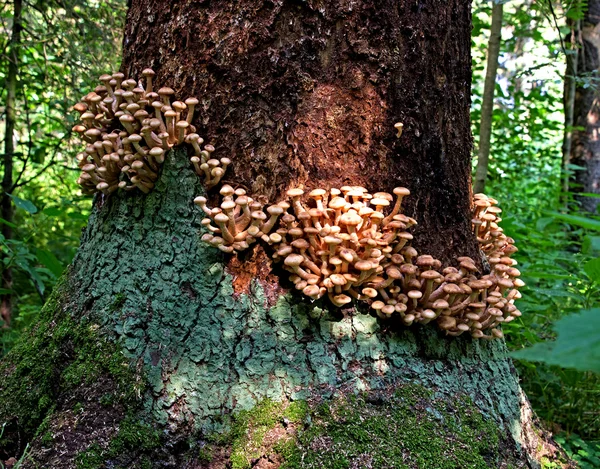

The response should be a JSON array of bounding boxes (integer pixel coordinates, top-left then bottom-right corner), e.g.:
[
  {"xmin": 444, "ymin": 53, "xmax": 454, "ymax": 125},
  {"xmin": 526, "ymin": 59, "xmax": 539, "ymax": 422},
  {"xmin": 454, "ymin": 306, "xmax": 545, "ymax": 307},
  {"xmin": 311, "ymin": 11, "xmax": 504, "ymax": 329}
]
[
  {"xmin": 7, "ymin": 194, "xmax": 38, "ymax": 214},
  {"xmin": 511, "ymin": 308, "xmax": 600, "ymax": 373}
]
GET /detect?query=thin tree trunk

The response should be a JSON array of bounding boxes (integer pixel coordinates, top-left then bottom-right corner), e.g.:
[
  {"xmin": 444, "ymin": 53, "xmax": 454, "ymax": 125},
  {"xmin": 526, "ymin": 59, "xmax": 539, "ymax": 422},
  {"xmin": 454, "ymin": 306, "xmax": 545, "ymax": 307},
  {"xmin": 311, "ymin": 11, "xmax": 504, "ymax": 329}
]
[
  {"xmin": 562, "ymin": 19, "xmax": 580, "ymax": 202},
  {"xmin": 474, "ymin": 0, "xmax": 503, "ymax": 194},
  {"xmin": 0, "ymin": 1, "xmax": 572, "ymax": 468},
  {"xmin": 0, "ymin": 0, "xmax": 23, "ymax": 327},
  {"xmin": 571, "ymin": 0, "xmax": 600, "ymax": 212}
]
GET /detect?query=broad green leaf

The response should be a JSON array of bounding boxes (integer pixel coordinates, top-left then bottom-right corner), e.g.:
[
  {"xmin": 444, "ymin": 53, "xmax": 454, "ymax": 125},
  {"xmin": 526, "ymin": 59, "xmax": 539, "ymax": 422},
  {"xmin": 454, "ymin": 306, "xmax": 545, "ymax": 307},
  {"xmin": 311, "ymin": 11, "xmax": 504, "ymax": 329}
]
[
  {"xmin": 15, "ymin": 259, "xmax": 45, "ymax": 297},
  {"xmin": 511, "ymin": 308, "xmax": 600, "ymax": 373},
  {"xmin": 544, "ymin": 211, "xmax": 600, "ymax": 231},
  {"xmin": 35, "ymin": 249, "xmax": 64, "ymax": 278},
  {"xmin": 583, "ymin": 236, "xmax": 600, "ymax": 255},
  {"xmin": 7, "ymin": 194, "xmax": 38, "ymax": 214}
]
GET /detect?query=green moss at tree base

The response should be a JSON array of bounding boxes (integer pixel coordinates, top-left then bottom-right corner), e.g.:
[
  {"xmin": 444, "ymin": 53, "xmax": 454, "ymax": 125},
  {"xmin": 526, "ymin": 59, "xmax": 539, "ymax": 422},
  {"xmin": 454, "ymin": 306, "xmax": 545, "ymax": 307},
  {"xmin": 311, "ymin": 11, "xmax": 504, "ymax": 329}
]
[
  {"xmin": 0, "ymin": 275, "xmax": 144, "ymax": 465},
  {"xmin": 75, "ymin": 414, "xmax": 161, "ymax": 469},
  {"xmin": 199, "ymin": 384, "xmax": 529, "ymax": 469}
]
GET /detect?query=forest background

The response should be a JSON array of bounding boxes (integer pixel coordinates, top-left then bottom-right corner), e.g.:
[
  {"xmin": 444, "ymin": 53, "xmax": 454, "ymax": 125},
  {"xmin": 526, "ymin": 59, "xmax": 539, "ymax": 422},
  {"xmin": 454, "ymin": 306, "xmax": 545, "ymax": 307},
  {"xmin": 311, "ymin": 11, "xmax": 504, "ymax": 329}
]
[{"xmin": 0, "ymin": 0, "xmax": 599, "ymax": 467}]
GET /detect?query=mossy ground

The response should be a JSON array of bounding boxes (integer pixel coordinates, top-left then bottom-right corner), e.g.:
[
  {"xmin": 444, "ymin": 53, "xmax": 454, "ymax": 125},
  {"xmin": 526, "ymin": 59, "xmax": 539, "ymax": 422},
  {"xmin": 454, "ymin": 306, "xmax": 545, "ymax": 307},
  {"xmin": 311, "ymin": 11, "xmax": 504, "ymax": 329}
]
[{"xmin": 197, "ymin": 384, "xmax": 525, "ymax": 469}]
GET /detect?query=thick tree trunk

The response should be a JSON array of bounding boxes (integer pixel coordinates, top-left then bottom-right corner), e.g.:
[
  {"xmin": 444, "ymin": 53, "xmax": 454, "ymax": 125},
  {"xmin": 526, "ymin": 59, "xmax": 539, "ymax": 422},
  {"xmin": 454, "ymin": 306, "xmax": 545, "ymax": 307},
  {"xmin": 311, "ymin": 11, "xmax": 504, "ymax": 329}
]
[
  {"xmin": 570, "ymin": 1, "xmax": 600, "ymax": 212},
  {"xmin": 0, "ymin": 1, "xmax": 571, "ymax": 468}
]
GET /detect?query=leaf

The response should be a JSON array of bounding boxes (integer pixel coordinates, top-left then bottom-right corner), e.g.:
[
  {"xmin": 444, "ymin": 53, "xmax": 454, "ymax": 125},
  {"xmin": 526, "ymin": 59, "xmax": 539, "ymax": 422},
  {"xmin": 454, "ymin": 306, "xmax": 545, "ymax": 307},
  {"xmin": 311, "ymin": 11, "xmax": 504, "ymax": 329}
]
[
  {"xmin": 544, "ymin": 211, "xmax": 600, "ymax": 231},
  {"xmin": 35, "ymin": 248, "xmax": 63, "ymax": 278},
  {"xmin": 0, "ymin": 217, "xmax": 17, "ymax": 228},
  {"xmin": 511, "ymin": 308, "xmax": 600, "ymax": 373},
  {"xmin": 583, "ymin": 236, "xmax": 600, "ymax": 255},
  {"xmin": 42, "ymin": 207, "xmax": 65, "ymax": 217},
  {"xmin": 579, "ymin": 192, "xmax": 600, "ymax": 199},
  {"xmin": 15, "ymin": 258, "xmax": 45, "ymax": 297},
  {"xmin": 583, "ymin": 258, "xmax": 600, "ymax": 284},
  {"xmin": 7, "ymin": 194, "xmax": 38, "ymax": 214}
]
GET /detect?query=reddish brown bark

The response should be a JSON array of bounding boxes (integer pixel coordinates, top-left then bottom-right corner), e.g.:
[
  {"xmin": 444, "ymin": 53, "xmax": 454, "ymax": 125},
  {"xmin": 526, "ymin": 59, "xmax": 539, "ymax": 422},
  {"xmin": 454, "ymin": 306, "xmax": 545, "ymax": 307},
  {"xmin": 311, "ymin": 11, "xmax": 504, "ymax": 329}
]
[{"xmin": 122, "ymin": 0, "xmax": 478, "ymax": 265}]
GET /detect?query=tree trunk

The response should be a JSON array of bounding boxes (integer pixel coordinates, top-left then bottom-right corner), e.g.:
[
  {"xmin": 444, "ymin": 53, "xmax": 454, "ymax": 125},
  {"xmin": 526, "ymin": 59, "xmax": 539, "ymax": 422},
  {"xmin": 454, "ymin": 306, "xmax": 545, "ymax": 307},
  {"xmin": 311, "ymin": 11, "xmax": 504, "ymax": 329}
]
[
  {"xmin": 562, "ymin": 16, "xmax": 580, "ymax": 202},
  {"xmin": 0, "ymin": 1, "xmax": 571, "ymax": 468},
  {"xmin": 570, "ymin": 1, "xmax": 600, "ymax": 212},
  {"xmin": 0, "ymin": 0, "xmax": 23, "ymax": 327},
  {"xmin": 474, "ymin": 0, "xmax": 503, "ymax": 195}
]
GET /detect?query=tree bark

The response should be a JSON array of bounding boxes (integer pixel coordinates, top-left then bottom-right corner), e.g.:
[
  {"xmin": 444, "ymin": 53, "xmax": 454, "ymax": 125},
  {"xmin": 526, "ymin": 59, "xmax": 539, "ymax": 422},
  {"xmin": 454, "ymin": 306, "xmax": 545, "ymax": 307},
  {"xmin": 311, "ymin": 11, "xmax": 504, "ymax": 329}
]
[
  {"xmin": 474, "ymin": 0, "xmax": 503, "ymax": 194},
  {"xmin": 0, "ymin": 1, "xmax": 571, "ymax": 468},
  {"xmin": 562, "ymin": 17, "xmax": 580, "ymax": 201},
  {"xmin": 1, "ymin": 0, "xmax": 23, "ymax": 327},
  {"xmin": 570, "ymin": 0, "xmax": 600, "ymax": 212}
]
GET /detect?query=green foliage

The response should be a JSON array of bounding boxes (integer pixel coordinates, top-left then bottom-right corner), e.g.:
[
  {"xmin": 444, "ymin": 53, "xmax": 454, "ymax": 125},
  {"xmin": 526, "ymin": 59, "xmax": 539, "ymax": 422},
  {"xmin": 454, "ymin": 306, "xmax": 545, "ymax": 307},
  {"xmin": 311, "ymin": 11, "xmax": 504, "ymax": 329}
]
[
  {"xmin": 554, "ymin": 434, "xmax": 600, "ymax": 469},
  {"xmin": 472, "ymin": 0, "xmax": 600, "ymax": 441},
  {"xmin": 0, "ymin": 0, "xmax": 127, "ymax": 350},
  {"xmin": 511, "ymin": 308, "xmax": 600, "ymax": 373}
]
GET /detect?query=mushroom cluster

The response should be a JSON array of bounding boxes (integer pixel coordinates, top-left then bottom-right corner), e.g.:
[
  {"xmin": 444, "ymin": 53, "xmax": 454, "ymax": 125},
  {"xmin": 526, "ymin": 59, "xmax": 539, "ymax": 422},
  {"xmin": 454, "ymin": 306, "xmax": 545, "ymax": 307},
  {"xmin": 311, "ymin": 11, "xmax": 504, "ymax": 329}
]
[
  {"xmin": 197, "ymin": 186, "xmax": 523, "ymax": 339},
  {"xmin": 72, "ymin": 69, "xmax": 227, "ymax": 194}
]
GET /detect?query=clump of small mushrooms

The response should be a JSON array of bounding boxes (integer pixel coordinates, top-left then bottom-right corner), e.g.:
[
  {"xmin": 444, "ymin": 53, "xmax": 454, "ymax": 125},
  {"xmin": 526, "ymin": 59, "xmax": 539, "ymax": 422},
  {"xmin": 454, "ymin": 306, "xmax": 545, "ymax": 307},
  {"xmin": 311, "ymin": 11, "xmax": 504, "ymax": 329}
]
[
  {"xmin": 197, "ymin": 186, "xmax": 523, "ymax": 339},
  {"xmin": 72, "ymin": 69, "xmax": 228, "ymax": 195}
]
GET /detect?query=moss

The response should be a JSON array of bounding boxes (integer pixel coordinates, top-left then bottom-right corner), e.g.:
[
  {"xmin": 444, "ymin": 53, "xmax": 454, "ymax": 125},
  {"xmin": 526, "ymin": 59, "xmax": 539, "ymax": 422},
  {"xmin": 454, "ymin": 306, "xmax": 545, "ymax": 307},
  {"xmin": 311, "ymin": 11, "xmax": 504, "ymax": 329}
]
[
  {"xmin": 274, "ymin": 384, "xmax": 519, "ymax": 469},
  {"xmin": 75, "ymin": 414, "xmax": 161, "ymax": 469},
  {"xmin": 0, "ymin": 275, "xmax": 143, "ymax": 459},
  {"xmin": 206, "ymin": 386, "xmax": 513, "ymax": 469},
  {"xmin": 218, "ymin": 399, "xmax": 308, "ymax": 469}
]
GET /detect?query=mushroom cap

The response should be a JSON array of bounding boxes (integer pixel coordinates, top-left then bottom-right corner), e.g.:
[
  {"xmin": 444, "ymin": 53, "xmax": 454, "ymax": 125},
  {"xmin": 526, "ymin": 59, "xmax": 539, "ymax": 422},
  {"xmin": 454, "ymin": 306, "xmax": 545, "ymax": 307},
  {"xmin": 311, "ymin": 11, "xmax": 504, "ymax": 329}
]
[
  {"xmin": 309, "ymin": 188, "xmax": 326, "ymax": 198},
  {"xmin": 330, "ymin": 274, "xmax": 347, "ymax": 286},
  {"xmin": 220, "ymin": 184, "xmax": 235, "ymax": 196},
  {"xmin": 422, "ymin": 309, "xmax": 436, "ymax": 320},
  {"xmin": 251, "ymin": 211, "xmax": 267, "ymax": 221},
  {"xmin": 408, "ymin": 290, "xmax": 423, "ymax": 299},
  {"xmin": 214, "ymin": 213, "xmax": 229, "ymax": 224},
  {"xmin": 420, "ymin": 270, "xmax": 441, "ymax": 280},
  {"xmin": 333, "ymin": 294, "xmax": 352, "ymax": 305},
  {"xmin": 329, "ymin": 197, "xmax": 347, "ymax": 210},
  {"xmin": 355, "ymin": 260, "xmax": 373, "ymax": 271},
  {"xmin": 142, "ymin": 68, "xmax": 155, "ymax": 76},
  {"xmin": 291, "ymin": 238, "xmax": 310, "ymax": 250},
  {"xmin": 340, "ymin": 211, "xmax": 362, "ymax": 226},
  {"xmin": 370, "ymin": 197, "xmax": 390, "ymax": 207},
  {"xmin": 393, "ymin": 187, "xmax": 410, "ymax": 196},
  {"xmin": 158, "ymin": 87, "xmax": 175, "ymax": 96},
  {"xmin": 185, "ymin": 97, "xmax": 199, "ymax": 106},
  {"xmin": 443, "ymin": 284, "xmax": 462, "ymax": 295},
  {"xmin": 284, "ymin": 254, "xmax": 304, "ymax": 267},
  {"xmin": 432, "ymin": 299, "xmax": 449, "ymax": 309},
  {"xmin": 221, "ymin": 200, "xmax": 236, "ymax": 211},
  {"xmin": 287, "ymin": 188, "xmax": 304, "ymax": 197},
  {"xmin": 362, "ymin": 288, "xmax": 378, "ymax": 298},
  {"xmin": 128, "ymin": 133, "xmax": 142, "ymax": 143}
]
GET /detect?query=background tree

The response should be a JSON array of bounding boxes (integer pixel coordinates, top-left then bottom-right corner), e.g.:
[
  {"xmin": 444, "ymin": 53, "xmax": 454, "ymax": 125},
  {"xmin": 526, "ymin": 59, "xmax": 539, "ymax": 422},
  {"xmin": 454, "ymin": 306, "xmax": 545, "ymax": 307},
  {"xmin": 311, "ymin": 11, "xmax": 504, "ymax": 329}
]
[
  {"xmin": 0, "ymin": 1, "xmax": 586, "ymax": 468},
  {"xmin": 568, "ymin": 0, "xmax": 600, "ymax": 213},
  {"xmin": 474, "ymin": 0, "xmax": 504, "ymax": 194}
]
